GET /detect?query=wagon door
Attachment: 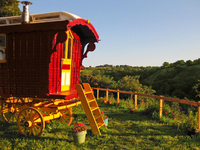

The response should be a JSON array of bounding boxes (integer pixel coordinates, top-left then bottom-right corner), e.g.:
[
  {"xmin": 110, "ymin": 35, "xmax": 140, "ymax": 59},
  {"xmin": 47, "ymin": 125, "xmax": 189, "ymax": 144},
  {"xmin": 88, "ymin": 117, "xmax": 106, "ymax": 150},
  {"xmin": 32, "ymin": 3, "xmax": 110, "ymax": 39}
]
[{"xmin": 61, "ymin": 30, "xmax": 74, "ymax": 91}]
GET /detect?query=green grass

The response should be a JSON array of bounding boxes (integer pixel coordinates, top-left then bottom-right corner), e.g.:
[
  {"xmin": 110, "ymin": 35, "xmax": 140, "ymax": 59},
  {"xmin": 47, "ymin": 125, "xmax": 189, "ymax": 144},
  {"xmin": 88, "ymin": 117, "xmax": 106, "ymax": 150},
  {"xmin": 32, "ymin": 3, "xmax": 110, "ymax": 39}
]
[{"xmin": 1, "ymin": 100, "xmax": 200, "ymax": 150}]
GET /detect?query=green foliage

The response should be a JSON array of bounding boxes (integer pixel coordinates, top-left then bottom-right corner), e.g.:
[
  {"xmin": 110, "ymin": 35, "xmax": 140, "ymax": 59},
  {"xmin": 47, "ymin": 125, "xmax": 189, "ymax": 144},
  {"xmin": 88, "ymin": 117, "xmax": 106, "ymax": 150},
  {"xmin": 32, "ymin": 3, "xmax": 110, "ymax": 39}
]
[
  {"xmin": 193, "ymin": 79, "xmax": 200, "ymax": 97},
  {"xmin": 0, "ymin": 0, "xmax": 22, "ymax": 17},
  {"xmin": 143, "ymin": 65, "xmax": 200, "ymax": 101},
  {"xmin": 186, "ymin": 60, "xmax": 193, "ymax": 66},
  {"xmin": 116, "ymin": 76, "xmax": 156, "ymax": 99},
  {"xmin": 83, "ymin": 58, "xmax": 200, "ymax": 101},
  {"xmin": 187, "ymin": 111, "xmax": 198, "ymax": 130},
  {"xmin": 107, "ymin": 93, "xmax": 116, "ymax": 104},
  {"xmin": 174, "ymin": 60, "xmax": 185, "ymax": 67},
  {"xmin": 124, "ymin": 98, "xmax": 134, "ymax": 110},
  {"xmin": 162, "ymin": 61, "xmax": 170, "ymax": 68},
  {"xmin": 1, "ymin": 100, "xmax": 200, "ymax": 149},
  {"xmin": 193, "ymin": 58, "xmax": 200, "ymax": 65}
]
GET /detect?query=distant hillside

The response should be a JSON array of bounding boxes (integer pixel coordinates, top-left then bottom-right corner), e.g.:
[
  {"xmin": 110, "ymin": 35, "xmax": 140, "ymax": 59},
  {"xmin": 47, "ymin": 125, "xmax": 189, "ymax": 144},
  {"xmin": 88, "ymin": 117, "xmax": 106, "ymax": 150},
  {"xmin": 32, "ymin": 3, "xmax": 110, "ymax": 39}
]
[
  {"xmin": 141, "ymin": 64, "xmax": 200, "ymax": 101},
  {"xmin": 83, "ymin": 61, "xmax": 200, "ymax": 101}
]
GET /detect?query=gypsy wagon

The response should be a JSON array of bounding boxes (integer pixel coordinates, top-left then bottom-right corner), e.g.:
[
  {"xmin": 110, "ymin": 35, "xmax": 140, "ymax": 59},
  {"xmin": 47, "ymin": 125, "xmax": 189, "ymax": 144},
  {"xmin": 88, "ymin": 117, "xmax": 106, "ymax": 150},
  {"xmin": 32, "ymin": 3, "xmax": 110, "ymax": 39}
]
[{"xmin": 0, "ymin": 1, "xmax": 106, "ymax": 136}]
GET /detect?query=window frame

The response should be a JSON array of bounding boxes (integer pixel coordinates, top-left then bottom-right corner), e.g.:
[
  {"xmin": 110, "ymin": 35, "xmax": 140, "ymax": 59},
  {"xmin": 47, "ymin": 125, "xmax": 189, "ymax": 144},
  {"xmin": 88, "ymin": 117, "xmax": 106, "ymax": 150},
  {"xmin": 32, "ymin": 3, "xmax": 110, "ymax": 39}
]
[
  {"xmin": 0, "ymin": 34, "xmax": 6, "ymax": 48},
  {"xmin": 0, "ymin": 33, "xmax": 6, "ymax": 63}
]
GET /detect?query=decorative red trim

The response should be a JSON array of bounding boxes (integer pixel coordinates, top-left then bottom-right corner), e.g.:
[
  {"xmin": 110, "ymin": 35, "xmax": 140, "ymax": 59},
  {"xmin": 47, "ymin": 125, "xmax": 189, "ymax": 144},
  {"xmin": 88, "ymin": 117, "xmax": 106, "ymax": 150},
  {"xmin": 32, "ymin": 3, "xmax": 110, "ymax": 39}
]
[
  {"xmin": 62, "ymin": 64, "xmax": 70, "ymax": 70},
  {"xmin": 67, "ymin": 18, "xmax": 99, "ymax": 42}
]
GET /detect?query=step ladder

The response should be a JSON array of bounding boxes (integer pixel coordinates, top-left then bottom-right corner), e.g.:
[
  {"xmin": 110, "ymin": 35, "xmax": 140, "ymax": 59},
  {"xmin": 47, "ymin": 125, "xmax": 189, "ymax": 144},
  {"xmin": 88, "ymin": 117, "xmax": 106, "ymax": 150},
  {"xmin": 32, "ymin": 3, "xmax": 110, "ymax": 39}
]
[{"xmin": 75, "ymin": 83, "xmax": 107, "ymax": 135}]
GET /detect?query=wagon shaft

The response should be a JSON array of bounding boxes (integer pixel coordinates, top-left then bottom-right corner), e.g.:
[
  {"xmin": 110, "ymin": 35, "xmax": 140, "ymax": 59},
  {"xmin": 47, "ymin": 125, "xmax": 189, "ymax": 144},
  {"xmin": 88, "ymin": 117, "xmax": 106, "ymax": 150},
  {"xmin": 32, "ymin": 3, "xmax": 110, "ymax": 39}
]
[{"xmin": 42, "ymin": 112, "xmax": 62, "ymax": 122}]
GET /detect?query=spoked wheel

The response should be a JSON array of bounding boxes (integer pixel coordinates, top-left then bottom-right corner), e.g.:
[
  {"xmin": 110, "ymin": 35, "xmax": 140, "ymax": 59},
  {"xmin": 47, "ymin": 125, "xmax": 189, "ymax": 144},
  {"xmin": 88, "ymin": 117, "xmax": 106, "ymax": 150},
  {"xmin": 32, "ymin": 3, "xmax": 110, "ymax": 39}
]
[
  {"xmin": 17, "ymin": 107, "xmax": 45, "ymax": 136},
  {"xmin": 1, "ymin": 103, "xmax": 19, "ymax": 123},
  {"xmin": 58, "ymin": 108, "xmax": 73, "ymax": 125}
]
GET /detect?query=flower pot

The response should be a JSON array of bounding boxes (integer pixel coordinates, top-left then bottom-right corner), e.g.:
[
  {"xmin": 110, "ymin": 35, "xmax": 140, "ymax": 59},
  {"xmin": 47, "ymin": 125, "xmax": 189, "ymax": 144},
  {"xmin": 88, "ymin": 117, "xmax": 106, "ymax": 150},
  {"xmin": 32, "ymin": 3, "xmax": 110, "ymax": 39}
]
[
  {"xmin": 104, "ymin": 117, "xmax": 108, "ymax": 126},
  {"xmin": 72, "ymin": 130, "xmax": 87, "ymax": 144},
  {"xmin": 103, "ymin": 100, "xmax": 107, "ymax": 103}
]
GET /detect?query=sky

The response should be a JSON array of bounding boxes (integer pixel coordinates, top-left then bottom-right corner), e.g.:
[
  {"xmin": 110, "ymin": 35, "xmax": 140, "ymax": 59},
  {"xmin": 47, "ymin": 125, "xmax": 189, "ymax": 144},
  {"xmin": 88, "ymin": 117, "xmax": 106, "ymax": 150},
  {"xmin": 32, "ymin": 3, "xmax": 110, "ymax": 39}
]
[{"xmin": 19, "ymin": 0, "xmax": 200, "ymax": 67}]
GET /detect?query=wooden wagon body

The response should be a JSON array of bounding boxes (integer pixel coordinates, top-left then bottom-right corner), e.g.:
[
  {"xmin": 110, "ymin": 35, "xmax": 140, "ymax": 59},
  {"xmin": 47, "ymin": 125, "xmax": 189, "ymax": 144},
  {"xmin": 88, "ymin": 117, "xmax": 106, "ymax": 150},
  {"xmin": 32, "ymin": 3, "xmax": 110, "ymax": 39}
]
[
  {"xmin": 0, "ymin": 9, "xmax": 106, "ymax": 137},
  {"xmin": 0, "ymin": 11, "xmax": 99, "ymax": 100}
]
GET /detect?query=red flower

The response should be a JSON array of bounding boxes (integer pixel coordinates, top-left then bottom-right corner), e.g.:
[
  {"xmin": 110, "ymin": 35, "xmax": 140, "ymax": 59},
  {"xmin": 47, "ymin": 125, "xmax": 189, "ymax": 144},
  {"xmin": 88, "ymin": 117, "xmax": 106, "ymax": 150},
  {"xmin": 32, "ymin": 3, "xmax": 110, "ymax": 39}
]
[
  {"xmin": 165, "ymin": 112, "xmax": 167, "ymax": 114},
  {"xmin": 78, "ymin": 123, "xmax": 84, "ymax": 126}
]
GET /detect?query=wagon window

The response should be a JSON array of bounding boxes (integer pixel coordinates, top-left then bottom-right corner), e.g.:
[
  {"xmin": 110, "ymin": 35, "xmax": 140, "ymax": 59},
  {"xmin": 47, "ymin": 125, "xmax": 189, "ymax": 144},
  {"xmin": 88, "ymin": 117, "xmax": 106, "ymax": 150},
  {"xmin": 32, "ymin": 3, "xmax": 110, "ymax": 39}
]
[
  {"xmin": 0, "ymin": 34, "xmax": 6, "ymax": 63},
  {"xmin": 62, "ymin": 42, "xmax": 66, "ymax": 59},
  {"xmin": 67, "ymin": 38, "xmax": 72, "ymax": 59}
]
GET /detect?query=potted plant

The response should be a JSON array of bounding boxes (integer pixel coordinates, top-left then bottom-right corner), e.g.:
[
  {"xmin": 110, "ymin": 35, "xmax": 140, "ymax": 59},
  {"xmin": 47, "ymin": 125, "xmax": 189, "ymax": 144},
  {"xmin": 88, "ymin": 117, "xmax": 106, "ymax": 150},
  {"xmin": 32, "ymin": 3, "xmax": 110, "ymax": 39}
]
[
  {"xmin": 101, "ymin": 111, "xmax": 108, "ymax": 126},
  {"xmin": 187, "ymin": 111, "xmax": 199, "ymax": 136},
  {"xmin": 187, "ymin": 119, "xmax": 199, "ymax": 135},
  {"xmin": 108, "ymin": 94, "xmax": 115, "ymax": 105},
  {"xmin": 103, "ymin": 99, "xmax": 108, "ymax": 103},
  {"xmin": 102, "ymin": 97, "xmax": 108, "ymax": 103},
  {"xmin": 72, "ymin": 122, "xmax": 87, "ymax": 144}
]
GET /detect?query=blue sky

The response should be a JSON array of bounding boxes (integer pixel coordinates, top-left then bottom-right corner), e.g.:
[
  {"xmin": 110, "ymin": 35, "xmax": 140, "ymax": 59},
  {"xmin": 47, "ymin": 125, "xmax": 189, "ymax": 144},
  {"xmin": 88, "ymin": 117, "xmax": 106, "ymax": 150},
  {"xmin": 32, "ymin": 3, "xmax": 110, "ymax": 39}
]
[{"xmin": 19, "ymin": 0, "xmax": 200, "ymax": 67}]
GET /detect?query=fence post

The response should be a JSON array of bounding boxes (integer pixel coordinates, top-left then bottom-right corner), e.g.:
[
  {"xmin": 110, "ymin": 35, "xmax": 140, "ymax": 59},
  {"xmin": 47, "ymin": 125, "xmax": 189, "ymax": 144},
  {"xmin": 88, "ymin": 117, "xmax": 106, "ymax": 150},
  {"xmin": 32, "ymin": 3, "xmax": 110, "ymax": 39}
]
[
  {"xmin": 198, "ymin": 102, "xmax": 200, "ymax": 129},
  {"xmin": 135, "ymin": 92, "xmax": 137, "ymax": 110},
  {"xmin": 106, "ymin": 89, "xmax": 108, "ymax": 102},
  {"xmin": 117, "ymin": 89, "xmax": 120, "ymax": 103},
  {"xmin": 159, "ymin": 96, "xmax": 163, "ymax": 119},
  {"xmin": 97, "ymin": 88, "xmax": 99, "ymax": 100}
]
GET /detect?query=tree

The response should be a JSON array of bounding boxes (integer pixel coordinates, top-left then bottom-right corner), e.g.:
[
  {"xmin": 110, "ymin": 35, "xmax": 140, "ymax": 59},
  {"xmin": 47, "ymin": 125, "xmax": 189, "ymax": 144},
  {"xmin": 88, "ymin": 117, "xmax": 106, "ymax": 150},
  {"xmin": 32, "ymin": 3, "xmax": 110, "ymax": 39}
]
[
  {"xmin": 117, "ymin": 75, "xmax": 155, "ymax": 94},
  {"xmin": 162, "ymin": 62, "xmax": 170, "ymax": 68},
  {"xmin": 0, "ymin": 0, "xmax": 21, "ymax": 17},
  {"xmin": 193, "ymin": 80, "xmax": 200, "ymax": 98},
  {"xmin": 186, "ymin": 60, "xmax": 193, "ymax": 66},
  {"xmin": 174, "ymin": 60, "xmax": 185, "ymax": 67},
  {"xmin": 193, "ymin": 58, "xmax": 200, "ymax": 65}
]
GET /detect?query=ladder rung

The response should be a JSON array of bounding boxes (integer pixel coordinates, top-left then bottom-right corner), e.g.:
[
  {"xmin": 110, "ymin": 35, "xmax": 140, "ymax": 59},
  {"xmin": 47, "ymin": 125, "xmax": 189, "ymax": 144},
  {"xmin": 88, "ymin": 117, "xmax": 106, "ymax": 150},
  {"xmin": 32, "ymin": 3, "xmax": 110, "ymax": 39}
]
[
  {"xmin": 97, "ymin": 122, "xmax": 105, "ymax": 128},
  {"xmin": 88, "ymin": 99, "xmax": 95, "ymax": 103},
  {"xmin": 95, "ymin": 115, "xmax": 102, "ymax": 120},
  {"xmin": 85, "ymin": 91, "xmax": 93, "ymax": 95},
  {"xmin": 91, "ymin": 107, "xmax": 98, "ymax": 111}
]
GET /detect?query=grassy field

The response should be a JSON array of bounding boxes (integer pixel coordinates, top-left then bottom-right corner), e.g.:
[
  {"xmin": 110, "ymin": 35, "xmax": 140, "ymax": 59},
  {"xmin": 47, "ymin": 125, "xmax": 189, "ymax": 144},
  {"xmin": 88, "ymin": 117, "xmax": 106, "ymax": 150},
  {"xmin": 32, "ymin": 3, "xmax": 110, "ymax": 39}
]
[{"xmin": 1, "ymin": 99, "xmax": 200, "ymax": 150}]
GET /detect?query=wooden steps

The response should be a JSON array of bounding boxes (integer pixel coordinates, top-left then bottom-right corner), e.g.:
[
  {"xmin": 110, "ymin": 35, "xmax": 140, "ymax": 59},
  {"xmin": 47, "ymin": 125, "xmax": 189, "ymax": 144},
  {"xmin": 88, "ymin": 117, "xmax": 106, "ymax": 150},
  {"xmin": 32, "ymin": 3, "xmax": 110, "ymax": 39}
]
[{"xmin": 75, "ymin": 83, "xmax": 107, "ymax": 135}]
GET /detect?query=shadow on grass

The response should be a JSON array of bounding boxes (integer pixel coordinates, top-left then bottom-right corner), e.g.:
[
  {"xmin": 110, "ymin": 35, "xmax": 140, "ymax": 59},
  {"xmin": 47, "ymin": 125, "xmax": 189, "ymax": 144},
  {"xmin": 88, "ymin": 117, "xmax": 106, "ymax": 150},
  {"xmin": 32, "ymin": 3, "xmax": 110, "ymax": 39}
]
[{"xmin": 0, "ymin": 119, "xmax": 72, "ymax": 143}]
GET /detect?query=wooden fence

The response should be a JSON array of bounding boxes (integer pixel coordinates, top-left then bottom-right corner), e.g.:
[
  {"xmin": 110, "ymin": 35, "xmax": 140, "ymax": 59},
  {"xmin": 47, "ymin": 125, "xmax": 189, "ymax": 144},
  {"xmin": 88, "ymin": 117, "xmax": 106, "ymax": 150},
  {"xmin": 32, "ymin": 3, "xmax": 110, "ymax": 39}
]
[{"xmin": 92, "ymin": 87, "xmax": 200, "ymax": 129}]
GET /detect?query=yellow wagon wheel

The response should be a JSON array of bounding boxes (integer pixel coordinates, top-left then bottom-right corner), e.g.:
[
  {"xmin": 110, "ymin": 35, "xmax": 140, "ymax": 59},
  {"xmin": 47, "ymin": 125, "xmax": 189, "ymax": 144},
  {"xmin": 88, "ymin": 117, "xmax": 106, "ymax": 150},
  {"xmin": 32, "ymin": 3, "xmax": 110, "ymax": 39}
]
[
  {"xmin": 58, "ymin": 108, "xmax": 73, "ymax": 126},
  {"xmin": 1, "ymin": 103, "xmax": 19, "ymax": 123},
  {"xmin": 17, "ymin": 107, "xmax": 45, "ymax": 136}
]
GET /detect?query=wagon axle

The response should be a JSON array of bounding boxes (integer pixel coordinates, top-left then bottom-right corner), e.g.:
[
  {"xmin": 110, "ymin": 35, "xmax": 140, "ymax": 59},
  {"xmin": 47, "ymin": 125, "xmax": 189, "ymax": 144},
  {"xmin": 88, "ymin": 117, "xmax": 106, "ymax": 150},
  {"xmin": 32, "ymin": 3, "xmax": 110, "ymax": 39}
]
[{"xmin": 24, "ymin": 121, "xmax": 32, "ymax": 128}]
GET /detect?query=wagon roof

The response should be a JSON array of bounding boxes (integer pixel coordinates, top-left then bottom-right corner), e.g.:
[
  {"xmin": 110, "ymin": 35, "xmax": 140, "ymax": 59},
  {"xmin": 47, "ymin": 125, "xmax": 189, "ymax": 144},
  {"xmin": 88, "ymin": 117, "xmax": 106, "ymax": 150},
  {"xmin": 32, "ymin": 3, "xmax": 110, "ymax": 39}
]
[
  {"xmin": 0, "ymin": 11, "xmax": 80, "ymax": 26},
  {"xmin": 0, "ymin": 11, "xmax": 99, "ymax": 43}
]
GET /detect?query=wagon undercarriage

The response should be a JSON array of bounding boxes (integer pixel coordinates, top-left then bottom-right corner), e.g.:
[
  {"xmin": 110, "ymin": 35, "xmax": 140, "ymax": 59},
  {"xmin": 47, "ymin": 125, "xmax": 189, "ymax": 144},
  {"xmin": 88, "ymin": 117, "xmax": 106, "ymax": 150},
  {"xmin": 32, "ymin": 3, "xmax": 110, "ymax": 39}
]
[
  {"xmin": 0, "ymin": 83, "xmax": 107, "ymax": 136},
  {"xmin": 1, "ymin": 97, "xmax": 81, "ymax": 136}
]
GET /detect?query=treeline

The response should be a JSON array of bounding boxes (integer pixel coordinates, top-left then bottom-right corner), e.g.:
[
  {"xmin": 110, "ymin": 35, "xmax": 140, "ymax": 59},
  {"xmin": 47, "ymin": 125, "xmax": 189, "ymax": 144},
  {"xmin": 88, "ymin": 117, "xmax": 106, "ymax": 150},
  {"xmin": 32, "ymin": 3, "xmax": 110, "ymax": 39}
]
[
  {"xmin": 0, "ymin": 0, "xmax": 21, "ymax": 17},
  {"xmin": 82, "ymin": 59, "xmax": 200, "ymax": 101},
  {"xmin": 162, "ymin": 58, "xmax": 200, "ymax": 68},
  {"xmin": 80, "ymin": 69, "xmax": 156, "ymax": 99}
]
